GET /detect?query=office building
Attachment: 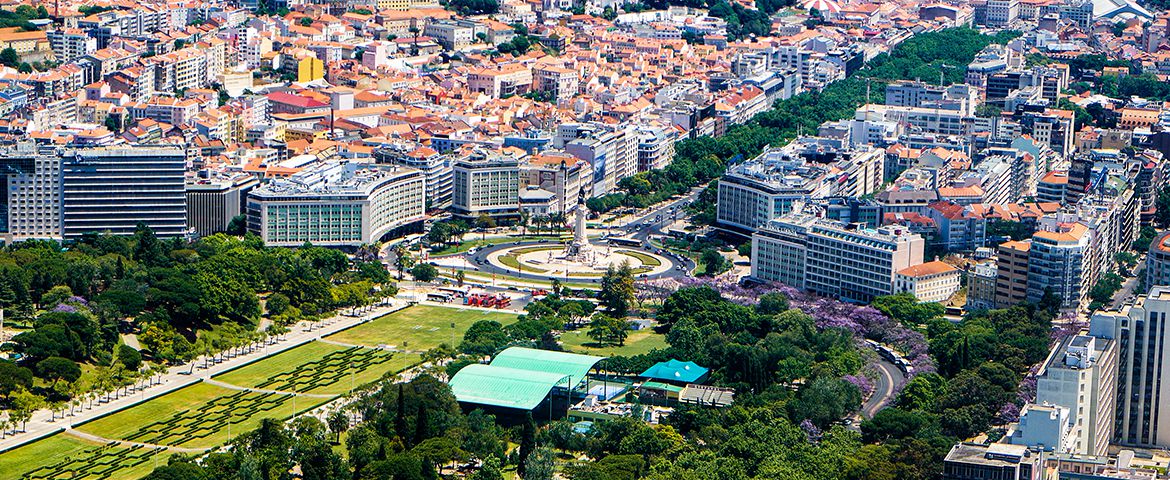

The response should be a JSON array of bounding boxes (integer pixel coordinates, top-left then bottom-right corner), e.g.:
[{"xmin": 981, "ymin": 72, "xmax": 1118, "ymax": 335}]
[
  {"xmin": 451, "ymin": 153, "xmax": 521, "ymax": 221},
  {"xmin": 520, "ymin": 152, "xmax": 591, "ymax": 215},
  {"xmin": 564, "ymin": 125, "xmax": 637, "ymax": 196},
  {"xmin": 62, "ymin": 147, "xmax": 188, "ymax": 239},
  {"xmin": 806, "ymin": 221, "xmax": 925, "ymax": 303},
  {"xmin": 1034, "ymin": 322, "xmax": 1118, "ymax": 455},
  {"xmin": 750, "ymin": 211, "xmax": 818, "ymax": 289},
  {"xmin": 375, "ymin": 145, "xmax": 453, "ymax": 210},
  {"xmin": 1097, "ymin": 287, "xmax": 1170, "ymax": 448},
  {"xmin": 716, "ymin": 147, "xmax": 836, "ymax": 235},
  {"xmin": 186, "ymin": 172, "xmax": 259, "ymax": 237},
  {"xmin": 246, "ymin": 161, "xmax": 425, "ymax": 247}
]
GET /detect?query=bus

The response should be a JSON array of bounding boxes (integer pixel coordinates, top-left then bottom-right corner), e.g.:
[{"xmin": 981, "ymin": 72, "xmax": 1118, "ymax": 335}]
[{"xmin": 607, "ymin": 236, "xmax": 642, "ymax": 247}]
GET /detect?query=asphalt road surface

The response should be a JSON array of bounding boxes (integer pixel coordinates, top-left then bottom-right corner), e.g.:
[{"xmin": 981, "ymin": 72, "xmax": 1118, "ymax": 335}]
[{"xmin": 863, "ymin": 356, "xmax": 906, "ymax": 419}]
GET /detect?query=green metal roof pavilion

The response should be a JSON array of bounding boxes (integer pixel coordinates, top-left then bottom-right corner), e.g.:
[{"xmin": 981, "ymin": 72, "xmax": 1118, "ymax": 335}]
[{"xmin": 448, "ymin": 347, "xmax": 606, "ymax": 410}]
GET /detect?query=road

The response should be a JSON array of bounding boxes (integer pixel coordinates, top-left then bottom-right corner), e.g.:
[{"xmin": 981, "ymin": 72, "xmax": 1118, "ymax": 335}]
[
  {"xmin": 0, "ymin": 301, "xmax": 409, "ymax": 454},
  {"xmin": 1110, "ymin": 260, "xmax": 1145, "ymax": 310},
  {"xmin": 862, "ymin": 357, "xmax": 906, "ymax": 419}
]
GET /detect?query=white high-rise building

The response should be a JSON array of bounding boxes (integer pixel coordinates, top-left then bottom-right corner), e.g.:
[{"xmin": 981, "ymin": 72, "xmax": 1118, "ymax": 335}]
[
  {"xmin": 1097, "ymin": 287, "xmax": 1170, "ymax": 448},
  {"xmin": 0, "ymin": 143, "xmax": 63, "ymax": 242},
  {"xmin": 1033, "ymin": 320, "xmax": 1118, "ymax": 455}
]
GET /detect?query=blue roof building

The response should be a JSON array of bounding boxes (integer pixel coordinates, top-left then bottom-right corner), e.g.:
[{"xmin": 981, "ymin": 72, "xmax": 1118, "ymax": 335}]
[{"xmin": 639, "ymin": 359, "xmax": 710, "ymax": 385}]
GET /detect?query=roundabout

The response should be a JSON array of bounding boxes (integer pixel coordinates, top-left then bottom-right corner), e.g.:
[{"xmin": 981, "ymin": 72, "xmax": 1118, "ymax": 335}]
[{"xmin": 484, "ymin": 241, "xmax": 674, "ymax": 279}]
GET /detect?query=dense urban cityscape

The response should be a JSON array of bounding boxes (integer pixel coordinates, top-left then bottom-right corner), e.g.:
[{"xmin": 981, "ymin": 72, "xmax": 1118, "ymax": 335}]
[{"xmin": 0, "ymin": 0, "xmax": 1167, "ymax": 478}]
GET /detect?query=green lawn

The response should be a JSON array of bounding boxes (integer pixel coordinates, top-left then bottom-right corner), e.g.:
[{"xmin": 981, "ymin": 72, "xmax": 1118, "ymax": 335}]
[
  {"xmin": 559, "ymin": 328, "xmax": 668, "ymax": 357},
  {"xmin": 75, "ymin": 382, "xmax": 329, "ymax": 449},
  {"xmin": 326, "ymin": 305, "xmax": 518, "ymax": 352},
  {"xmin": 213, "ymin": 341, "xmax": 416, "ymax": 395},
  {"xmin": 0, "ymin": 433, "xmax": 168, "ymax": 480}
]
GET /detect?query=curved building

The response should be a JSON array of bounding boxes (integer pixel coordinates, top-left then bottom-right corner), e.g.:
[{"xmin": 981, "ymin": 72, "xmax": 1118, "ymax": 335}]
[{"xmin": 247, "ymin": 161, "xmax": 426, "ymax": 247}]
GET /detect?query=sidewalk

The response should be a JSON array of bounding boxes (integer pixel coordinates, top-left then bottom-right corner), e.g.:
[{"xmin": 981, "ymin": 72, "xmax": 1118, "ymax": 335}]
[{"xmin": 0, "ymin": 301, "xmax": 409, "ymax": 453}]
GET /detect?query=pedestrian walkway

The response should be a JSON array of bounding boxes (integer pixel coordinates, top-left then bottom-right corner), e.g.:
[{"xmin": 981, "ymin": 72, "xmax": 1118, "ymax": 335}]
[
  {"xmin": 0, "ymin": 301, "xmax": 408, "ymax": 453},
  {"xmin": 201, "ymin": 378, "xmax": 337, "ymax": 399}
]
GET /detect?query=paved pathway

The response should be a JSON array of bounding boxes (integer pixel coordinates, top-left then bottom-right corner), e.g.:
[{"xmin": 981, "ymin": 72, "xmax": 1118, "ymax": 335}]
[
  {"xmin": 201, "ymin": 378, "xmax": 337, "ymax": 399},
  {"xmin": 0, "ymin": 301, "xmax": 409, "ymax": 453}
]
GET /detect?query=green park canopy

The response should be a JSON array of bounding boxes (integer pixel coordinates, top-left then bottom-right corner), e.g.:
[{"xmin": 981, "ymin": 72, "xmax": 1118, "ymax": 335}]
[
  {"xmin": 448, "ymin": 364, "xmax": 572, "ymax": 410},
  {"xmin": 489, "ymin": 347, "xmax": 605, "ymax": 385},
  {"xmin": 448, "ymin": 347, "xmax": 606, "ymax": 410}
]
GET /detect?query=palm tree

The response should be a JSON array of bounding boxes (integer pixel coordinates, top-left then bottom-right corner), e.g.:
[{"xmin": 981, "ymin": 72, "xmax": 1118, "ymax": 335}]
[
  {"xmin": 409, "ymin": 26, "xmax": 420, "ymax": 55},
  {"xmin": 519, "ymin": 210, "xmax": 531, "ymax": 236}
]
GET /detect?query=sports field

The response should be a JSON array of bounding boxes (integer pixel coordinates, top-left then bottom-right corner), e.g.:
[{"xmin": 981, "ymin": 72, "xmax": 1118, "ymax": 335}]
[
  {"xmin": 326, "ymin": 305, "xmax": 517, "ymax": 351},
  {"xmin": 0, "ymin": 434, "xmax": 166, "ymax": 480},
  {"xmin": 559, "ymin": 328, "xmax": 668, "ymax": 357},
  {"xmin": 75, "ymin": 382, "xmax": 330, "ymax": 449}
]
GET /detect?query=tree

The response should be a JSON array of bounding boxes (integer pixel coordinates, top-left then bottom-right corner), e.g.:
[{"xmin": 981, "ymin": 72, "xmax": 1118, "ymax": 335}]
[
  {"xmin": 299, "ymin": 17, "xmax": 313, "ymax": 26},
  {"xmin": 393, "ymin": 245, "xmax": 415, "ymax": 281},
  {"xmin": 118, "ymin": 344, "xmax": 142, "ymax": 371},
  {"xmin": 327, "ymin": 409, "xmax": 349, "ymax": 443},
  {"xmin": 517, "ymin": 413, "xmax": 536, "ymax": 477},
  {"xmin": 0, "ymin": 361, "xmax": 33, "ymax": 399},
  {"xmin": 871, "ymin": 293, "xmax": 944, "ymax": 326},
  {"xmin": 787, "ymin": 377, "xmax": 862, "ymax": 429},
  {"xmin": 35, "ymin": 356, "xmax": 81, "ymax": 385},
  {"xmin": 267, "ymin": 292, "xmax": 291, "ymax": 316},
  {"xmin": 0, "ymin": 47, "xmax": 18, "ymax": 67},
  {"xmin": 104, "ymin": 115, "xmax": 123, "ymax": 133},
  {"xmin": 460, "ymin": 320, "xmax": 509, "ymax": 356},
  {"xmin": 522, "ymin": 446, "xmax": 556, "ymax": 480},
  {"xmin": 699, "ymin": 248, "xmax": 730, "ymax": 276},
  {"xmin": 755, "ymin": 292, "xmax": 789, "ymax": 315},
  {"xmin": 588, "ymin": 314, "xmax": 631, "ymax": 346},
  {"xmin": 411, "ymin": 263, "xmax": 439, "ymax": 283},
  {"xmin": 598, "ymin": 262, "xmax": 635, "ymax": 318}
]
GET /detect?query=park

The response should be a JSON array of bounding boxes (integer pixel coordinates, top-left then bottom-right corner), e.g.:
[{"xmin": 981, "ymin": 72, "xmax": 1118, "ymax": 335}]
[{"xmin": 0, "ymin": 304, "xmax": 512, "ymax": 480}]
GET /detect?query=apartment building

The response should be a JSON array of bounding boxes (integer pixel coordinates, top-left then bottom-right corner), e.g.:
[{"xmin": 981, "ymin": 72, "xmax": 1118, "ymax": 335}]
[
  {"xmin": 62, "ymin": 147, "xmax": 188, "ymax": 239},
  {"xmin": 1026, "ymin": 222, "xmax": 1092, "ymax": 310},
  {"xmin": 467, "ymin": 63, "xmax": 532, "ymax": 99},
  {"xmin": 1146, "ymin": 232, "xmax": 1170, "ymax": 287},
  {"xmin": 46, "ymin": 29, "xmax": 96, "ymax": 63},
  {"xmin": 564, "ymin": 125, "xmax": 637, "ymax": 197},
  {"xmin": 533, "ymin": 65, "xmax": 579, "ymax": 101},
  {"xmin": 246, "ymin": 162, "xmax": 426, "ymax": 247},
  {"xmin": 635, "ymin": 124, "xmax": 678, "ymax": 172},
  {"xmin": 893, "ymin": 260, "xmax": 961, "ymax": 303},
  {"xmin": 995, "ymin": 239, "xmax": 1031, "ymax": 308},
  {"xmin": 451, "ymin": 154, "xmax": 521, "ymax": 221}
]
